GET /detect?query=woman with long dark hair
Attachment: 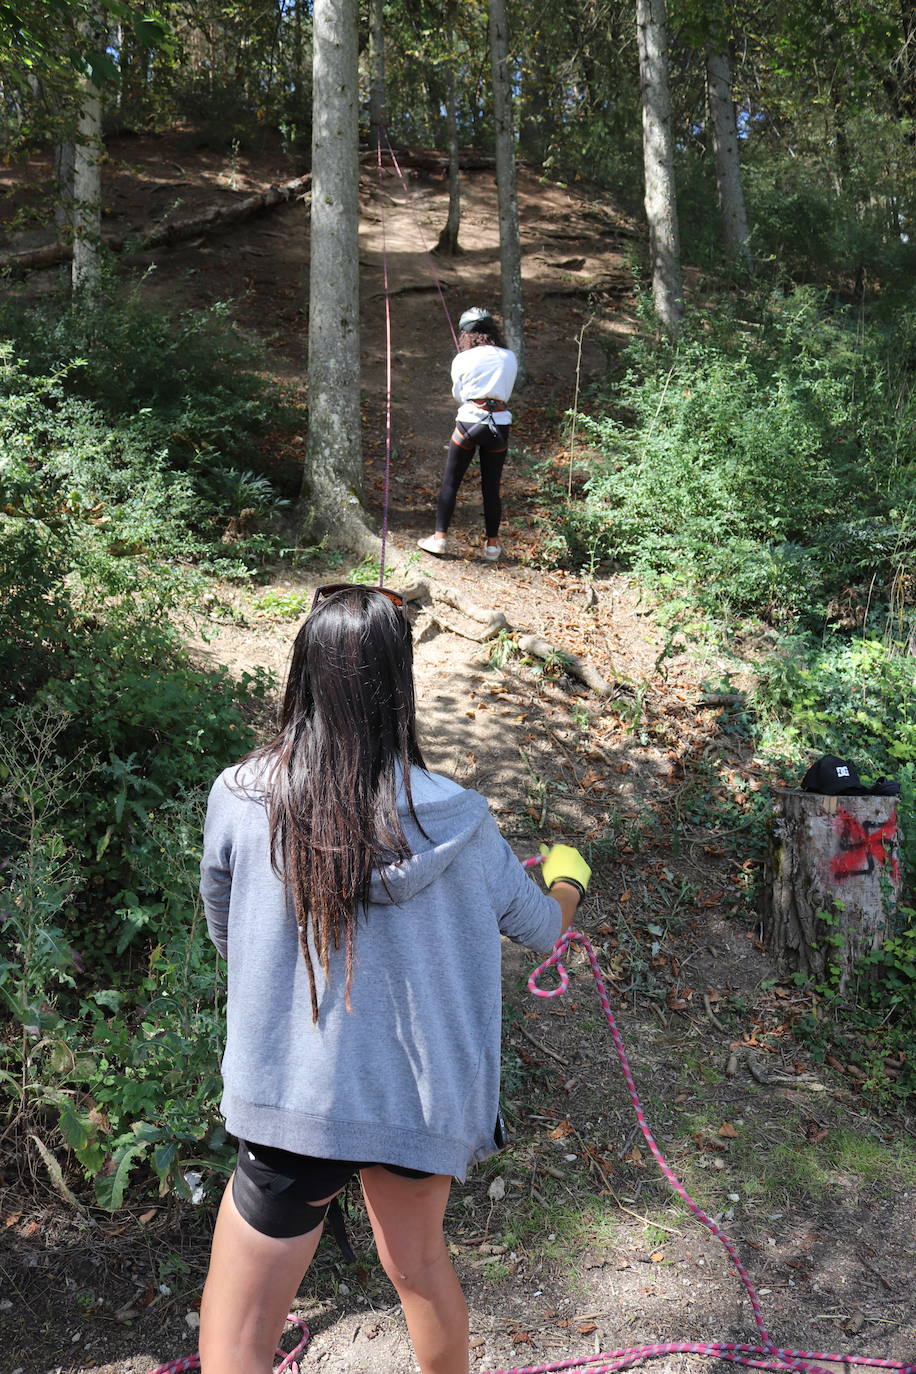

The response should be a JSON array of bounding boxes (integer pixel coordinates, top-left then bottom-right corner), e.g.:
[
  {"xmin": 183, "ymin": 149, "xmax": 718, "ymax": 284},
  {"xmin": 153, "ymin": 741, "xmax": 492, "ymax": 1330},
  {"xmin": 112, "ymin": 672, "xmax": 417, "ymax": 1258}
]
[
  {"xmin": 198, "ymin": 584, "xmax": 590, "ymax": 1374},
  {"xmin": 418, "ymin": 306, "xmax": 518, "ymax": 563}
]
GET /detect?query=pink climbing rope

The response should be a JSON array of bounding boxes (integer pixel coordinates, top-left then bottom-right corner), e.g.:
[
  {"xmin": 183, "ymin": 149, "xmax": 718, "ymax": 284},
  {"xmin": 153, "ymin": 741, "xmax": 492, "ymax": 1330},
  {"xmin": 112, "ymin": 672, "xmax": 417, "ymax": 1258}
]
[
  {"xmin": 375, "ymin": 125, "xmax": 395, "ymax": 587},
  {"xmin": 523, "ymin": 929, "xmax": 916, "ymax": 1374},
  {"xmin": 149, "ymin": 1314, "xmax": 308, "ymax": 1373},
  {"xmin": 149, "ymin": 920, "xmax": 915, "ymax": 1374},
  {"xmin": 381, "ymin": 131, "xmax": 460, "ymax": 350}
]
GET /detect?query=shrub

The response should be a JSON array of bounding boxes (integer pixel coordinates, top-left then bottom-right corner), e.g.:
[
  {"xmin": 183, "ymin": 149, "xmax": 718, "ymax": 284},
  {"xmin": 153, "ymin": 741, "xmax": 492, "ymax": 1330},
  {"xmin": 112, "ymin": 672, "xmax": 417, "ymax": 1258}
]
[
  {"xmin": 561, "ymin": 288, "xmax": 916, "ymax": 621},
  {"xmin": 0, "ymin": 289, "xmax": 289, "ymax": 1205}
]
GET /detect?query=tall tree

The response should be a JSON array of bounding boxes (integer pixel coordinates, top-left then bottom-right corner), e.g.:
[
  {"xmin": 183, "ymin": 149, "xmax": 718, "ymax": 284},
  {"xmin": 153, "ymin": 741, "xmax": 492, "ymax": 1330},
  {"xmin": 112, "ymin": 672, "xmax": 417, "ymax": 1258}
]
[
  {"xmin": 368, "ymin": 0, "xmax": 385, "ymax": 143},
  {"xmin": 705, "ymin": 34, "xmax": 752, "ymax": 267},
  {"xmin": 302, "ymin": 0, "xmax": 364, "ymax": 544},
  {"xmin": 71, "ymin": 5, "xmax": 106, "ymax": 293},
  {"xmin": 636, "ymin": 0, "xmax": 683, "ymax": 335},
  {"xmin": 434, "ymin": 1, "xmax": 462, "ymax": 256},
  {"xmin": 488, "ymin": 0, "xmax": 524, "ymax": 377}
]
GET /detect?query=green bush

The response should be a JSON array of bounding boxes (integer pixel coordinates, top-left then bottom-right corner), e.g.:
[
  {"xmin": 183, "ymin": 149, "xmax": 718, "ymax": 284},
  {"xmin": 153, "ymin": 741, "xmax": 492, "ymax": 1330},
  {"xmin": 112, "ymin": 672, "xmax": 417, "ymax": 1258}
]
[
  {"xmin": 0, "ymin": 288, "xmax": 291, "ymax": 1205},
  {"xmin": 0, "ymin": 270, "xmax": 300, "ymax": 493},
  {"xmin": 562, "ymin": 288, "xmax": 915, "ymax": 621}
]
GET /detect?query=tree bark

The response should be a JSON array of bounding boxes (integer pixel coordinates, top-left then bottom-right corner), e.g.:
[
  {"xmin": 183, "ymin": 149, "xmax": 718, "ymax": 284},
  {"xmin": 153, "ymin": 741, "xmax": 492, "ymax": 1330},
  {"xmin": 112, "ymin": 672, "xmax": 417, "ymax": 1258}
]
[
  {"xmin": 435, "ymin": 11, "xmax": 462, "ymax": 257},
  {"xmin": 368, "ymin": 0, "xmax": 385, "ymax": 144},
  {"xmin": 488, "ymin": 0, "xmax": 525, "ymax": 379},
  {"xmin": 705, "ymin": 43, "xmax": 752, "ymax": 269},
  {"xmin": 635, "ymin": 0, "xmax": 683, "ymax": 336},
  {"xmin": 72, "ymin": 7, "xmax": 106, "ymax": 294},
  {"xmin": 764, "ymin": 790, "xmax": 902, "ymax": 995},
  {"xmin": 302, "ymin": 0, "xmax": 367, "ymax": 548}
]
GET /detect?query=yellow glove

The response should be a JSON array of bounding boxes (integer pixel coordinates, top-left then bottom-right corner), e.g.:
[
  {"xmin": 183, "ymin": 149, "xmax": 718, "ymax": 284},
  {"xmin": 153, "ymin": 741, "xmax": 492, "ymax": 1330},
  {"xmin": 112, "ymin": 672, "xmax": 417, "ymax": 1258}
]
[{"xmin": 539, "ymin": 843, "xmax": 591, "ymax": 901}]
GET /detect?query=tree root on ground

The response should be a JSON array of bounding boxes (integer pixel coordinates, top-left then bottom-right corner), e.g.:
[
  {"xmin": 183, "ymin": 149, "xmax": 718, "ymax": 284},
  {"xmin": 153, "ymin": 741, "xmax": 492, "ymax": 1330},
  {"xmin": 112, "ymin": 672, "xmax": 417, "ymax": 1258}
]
[{"xmin": 395, "ymin": 575, "xmax": 613, "ymax": 694}]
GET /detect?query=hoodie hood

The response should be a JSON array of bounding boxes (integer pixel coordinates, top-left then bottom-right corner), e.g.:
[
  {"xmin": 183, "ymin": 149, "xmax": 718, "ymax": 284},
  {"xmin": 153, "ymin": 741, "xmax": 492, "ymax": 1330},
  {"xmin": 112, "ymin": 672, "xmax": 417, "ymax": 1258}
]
[{"xmin": 369, "ymin": 786, "xmax": 491, "ymax": 906}]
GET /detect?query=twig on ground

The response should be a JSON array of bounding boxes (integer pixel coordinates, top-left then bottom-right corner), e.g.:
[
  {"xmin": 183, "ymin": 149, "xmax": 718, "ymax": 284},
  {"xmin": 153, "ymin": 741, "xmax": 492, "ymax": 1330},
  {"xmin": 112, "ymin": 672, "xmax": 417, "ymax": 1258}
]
[{"xmin": 513, "ymin": 1023, "xmax": 567, "ymax": 1066}]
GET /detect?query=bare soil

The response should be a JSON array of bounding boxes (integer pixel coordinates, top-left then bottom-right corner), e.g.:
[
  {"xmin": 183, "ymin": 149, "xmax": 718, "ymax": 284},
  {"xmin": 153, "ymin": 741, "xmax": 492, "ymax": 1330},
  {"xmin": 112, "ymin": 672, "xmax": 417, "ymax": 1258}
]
[{"xmin": 1, "ymin": 132, "xmax": 914, "ymax": 1374}]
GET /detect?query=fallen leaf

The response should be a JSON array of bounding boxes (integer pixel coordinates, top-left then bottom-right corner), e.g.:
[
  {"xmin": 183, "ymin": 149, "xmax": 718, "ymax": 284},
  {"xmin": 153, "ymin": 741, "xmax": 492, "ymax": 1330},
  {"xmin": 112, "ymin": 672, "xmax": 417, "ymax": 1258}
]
[
  {"xmin": 649, "ymin": 1251, "xmax": 666, "ymax": 1263},
  {"xmin": 578, "ymin": 1322, "xmax": 597, "ymax": 1334},
  {"xmin": 547, "ymin": 1119, "xmax": 573, "ymax": 1139},
  {"xmin": 718, "ymin": 1122, "xmax": 739, "ymax": 1139},
  {"xmin": 138, "ymin": 1208, "xmax": 157, "ymax": 1224}
]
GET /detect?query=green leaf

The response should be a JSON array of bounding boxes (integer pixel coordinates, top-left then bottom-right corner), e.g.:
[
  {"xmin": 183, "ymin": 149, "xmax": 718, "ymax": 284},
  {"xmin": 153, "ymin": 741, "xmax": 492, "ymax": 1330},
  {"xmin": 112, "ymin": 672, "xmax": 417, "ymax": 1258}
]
[
  {"xmin": 30, "ymin": 1133, "xmax": 86, "ymax": 1211},
  {"xmin": 95, "ymin": 1139, "xmax": 150, "ymax": 1210},
  {"xmin": 92, "ymin": 988, "xmax": 124, "ymax": 1012},
  {"xmin": 86, "ymin": 51, "xmax": 120, "ymax": 87},
  {"xmin": 132, "ymin": 17, "xmax": 167, "ymax": 47}
]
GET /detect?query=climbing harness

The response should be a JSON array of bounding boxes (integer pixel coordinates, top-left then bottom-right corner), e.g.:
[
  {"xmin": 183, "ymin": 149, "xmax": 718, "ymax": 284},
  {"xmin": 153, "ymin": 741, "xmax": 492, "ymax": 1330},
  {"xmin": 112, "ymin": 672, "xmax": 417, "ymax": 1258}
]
[{"xmin": 149, "ymin": 921, "xmax": 915, "ymax": 1374}]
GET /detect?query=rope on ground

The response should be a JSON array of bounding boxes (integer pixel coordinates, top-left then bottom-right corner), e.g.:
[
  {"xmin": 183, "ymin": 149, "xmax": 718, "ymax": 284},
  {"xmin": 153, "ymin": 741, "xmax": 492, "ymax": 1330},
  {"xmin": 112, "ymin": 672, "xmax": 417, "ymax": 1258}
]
[{"xmin": 148, "ymin": 924, "xmax": 916, "ymax": 1374}]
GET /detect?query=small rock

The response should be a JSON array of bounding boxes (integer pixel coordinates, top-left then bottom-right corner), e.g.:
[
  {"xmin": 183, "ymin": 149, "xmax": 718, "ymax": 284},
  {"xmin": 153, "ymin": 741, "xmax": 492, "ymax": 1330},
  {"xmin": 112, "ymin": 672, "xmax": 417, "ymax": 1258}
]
[
  {"xmin": 487, "ymin": 1177, "xmax": 506, "ymax": 1202},
  {"xmin": 185, "ymin": 1311, "xmax": 201, "ymax": 1330}
]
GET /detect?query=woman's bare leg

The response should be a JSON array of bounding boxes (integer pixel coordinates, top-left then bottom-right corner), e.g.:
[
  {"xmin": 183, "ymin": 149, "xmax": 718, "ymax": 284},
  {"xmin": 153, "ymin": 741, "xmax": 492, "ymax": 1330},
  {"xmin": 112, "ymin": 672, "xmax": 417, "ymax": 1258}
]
[
  {"xmin": 360, "ymin": 1168, "xmax": 469, "ymax": 1374},
  {"xmin": 199, "ymin": 1176, "xmax": 334, "ymax": 1374}
]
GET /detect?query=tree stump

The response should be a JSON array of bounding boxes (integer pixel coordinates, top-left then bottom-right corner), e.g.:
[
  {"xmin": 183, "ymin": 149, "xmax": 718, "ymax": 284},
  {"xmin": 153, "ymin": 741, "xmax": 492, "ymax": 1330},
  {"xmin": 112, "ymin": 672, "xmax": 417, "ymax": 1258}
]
[{"xmin": 763, "ymin": 790, "xmax": 901, "ymax": 994}]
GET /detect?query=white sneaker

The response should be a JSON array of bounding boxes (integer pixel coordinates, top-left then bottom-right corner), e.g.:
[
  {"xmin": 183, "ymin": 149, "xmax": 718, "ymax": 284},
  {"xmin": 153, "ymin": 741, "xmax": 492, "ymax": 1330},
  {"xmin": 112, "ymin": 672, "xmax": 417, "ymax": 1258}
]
[
  {"xmin": 417, "ymin": 535, "xmax": 448, "ymax": 556},
  {"xmin": 483, "ymin": 543, "xmax": 502, "ymax": 562}
]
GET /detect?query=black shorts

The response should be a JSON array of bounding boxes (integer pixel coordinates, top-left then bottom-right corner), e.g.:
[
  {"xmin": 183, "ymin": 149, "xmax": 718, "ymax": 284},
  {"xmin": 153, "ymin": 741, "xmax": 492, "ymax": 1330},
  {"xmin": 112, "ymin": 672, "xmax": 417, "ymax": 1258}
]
[{"xmin": 231, "ymin": 1139, "xmax": 432, "ymax": 1239}]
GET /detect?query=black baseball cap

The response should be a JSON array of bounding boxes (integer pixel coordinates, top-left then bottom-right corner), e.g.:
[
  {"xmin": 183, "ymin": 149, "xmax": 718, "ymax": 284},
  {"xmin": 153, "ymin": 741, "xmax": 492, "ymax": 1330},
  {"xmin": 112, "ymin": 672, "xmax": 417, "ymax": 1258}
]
[{"xmin": 801, "ymin": 755, "xmax": 900, "ymax": 797}]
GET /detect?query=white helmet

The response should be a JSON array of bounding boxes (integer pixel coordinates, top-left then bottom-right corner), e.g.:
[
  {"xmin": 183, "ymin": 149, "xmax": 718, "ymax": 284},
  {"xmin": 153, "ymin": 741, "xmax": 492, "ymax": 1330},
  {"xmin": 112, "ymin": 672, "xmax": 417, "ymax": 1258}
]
[{"xmin": 458, "ymin": 306, "xmax": 493, "ymax": 332}]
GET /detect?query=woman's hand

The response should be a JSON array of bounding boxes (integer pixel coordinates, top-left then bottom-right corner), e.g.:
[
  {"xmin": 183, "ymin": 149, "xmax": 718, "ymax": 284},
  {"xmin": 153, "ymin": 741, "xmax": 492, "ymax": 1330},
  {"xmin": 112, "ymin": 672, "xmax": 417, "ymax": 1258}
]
[
  {"xmin": 539, "ymin": 844, "xmax": 591, "ymax": 932},
  {"xmin": 539, "ymin": 843, "xmax": 591, "ymax": 899}
]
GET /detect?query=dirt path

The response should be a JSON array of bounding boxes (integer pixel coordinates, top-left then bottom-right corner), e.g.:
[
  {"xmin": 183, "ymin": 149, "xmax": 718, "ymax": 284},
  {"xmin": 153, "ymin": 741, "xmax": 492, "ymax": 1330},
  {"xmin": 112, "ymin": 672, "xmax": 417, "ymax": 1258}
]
[{"xmin": 2, "ymin": 138, "xmax": 914, "ymax": 1374}]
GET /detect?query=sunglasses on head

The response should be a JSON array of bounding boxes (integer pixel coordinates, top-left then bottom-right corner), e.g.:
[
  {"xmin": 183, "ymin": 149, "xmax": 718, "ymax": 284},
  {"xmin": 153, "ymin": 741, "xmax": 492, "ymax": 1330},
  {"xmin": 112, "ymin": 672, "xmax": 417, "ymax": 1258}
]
[{"xmin": 310, "ymin": 583, "xmax": 406, "ymax": 614}]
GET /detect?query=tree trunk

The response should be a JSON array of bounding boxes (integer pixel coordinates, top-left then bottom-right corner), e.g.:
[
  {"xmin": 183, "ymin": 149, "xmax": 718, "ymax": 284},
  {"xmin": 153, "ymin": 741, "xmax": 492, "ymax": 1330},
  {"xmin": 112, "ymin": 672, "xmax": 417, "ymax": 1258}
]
[
  {"xmin": 368, "ymin": 0, "xmax": 385, "ymax": 144},
  {"xmin": 635, "ymin": 0, "xmax": 683, "ymax": 336},
  {"xmin": 54, "ymin": 137, "xmax": 76, "ymax": 236},
  {"xmin": 435, "ymin": 16, "xmax": 462, "ymax": 257},
  {"xmin": 302, "ymin": 0, "xmax": 368, "ymax": 549},
  {"xmin": 764, "ymin": 790, "xmax": 902, "ymax": 996},
  {"xmin": 72, "ymin": 8, "xmax": 106, "ymax": 294},
  {"xmin": 705, "ymin": 43, "xmax": 752, "ymax": 270},
  {"xmin": 488, "ymin": 0, "xmax": 525, "ymax": 379}
]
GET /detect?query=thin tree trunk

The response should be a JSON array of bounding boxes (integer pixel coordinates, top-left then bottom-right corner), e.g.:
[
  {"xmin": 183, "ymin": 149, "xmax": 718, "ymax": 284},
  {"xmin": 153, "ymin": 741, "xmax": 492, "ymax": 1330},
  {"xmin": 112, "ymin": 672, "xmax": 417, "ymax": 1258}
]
[
  {"xmin": 488, "ymin": 0, "xmax": 525, "ymax": 378},
  {"xmin": 54, "ymin": 137, "xmax": 76, "ymax": 236},
  {"xmin": 302, "ymin": 0, "xmax": 368, "ymax": 549},
  {"xmin": 435, "ymin": 13, "xmax": 462, "ymax": 256},
  {"xmin": 636, "ymin": 0, "xmax": 683, "ymax": 336},
  {"xmin": 705, "ymin": 43, "xmax": 752, "ymax": 269},
  {"xmin": 72, "ymin": 9, "xmax": 105, "ymax": 294},
  {"xmin": 369, "ymin": 0, "xmax": 385, "ymax": 144}
]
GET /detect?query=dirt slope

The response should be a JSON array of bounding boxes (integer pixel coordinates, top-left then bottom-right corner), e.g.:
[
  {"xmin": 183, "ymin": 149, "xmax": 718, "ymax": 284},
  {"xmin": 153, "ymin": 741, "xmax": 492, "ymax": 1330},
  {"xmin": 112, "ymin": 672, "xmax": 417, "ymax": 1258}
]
[{"xmin": 1, "ymin": 135, "xmax": 914, "ymax": 1374}]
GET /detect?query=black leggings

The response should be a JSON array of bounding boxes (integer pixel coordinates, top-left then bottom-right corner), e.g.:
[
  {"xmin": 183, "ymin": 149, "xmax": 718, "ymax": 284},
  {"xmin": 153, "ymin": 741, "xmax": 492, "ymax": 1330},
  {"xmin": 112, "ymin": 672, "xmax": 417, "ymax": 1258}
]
[{"xmin": 435, "ymin": 420, "xmax": 509, "ymax": 540}]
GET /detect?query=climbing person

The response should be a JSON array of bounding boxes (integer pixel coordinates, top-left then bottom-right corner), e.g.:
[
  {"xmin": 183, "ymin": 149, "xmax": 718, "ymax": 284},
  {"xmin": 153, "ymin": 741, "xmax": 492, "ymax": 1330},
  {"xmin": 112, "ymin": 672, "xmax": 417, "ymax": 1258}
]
[
  {"xmin": 418, "ymin": 306, "xmax": 518, "ymax": 563},
  {"xmin": 197, "ymin": 582, "xmax": 591, "ymax": 1374}
]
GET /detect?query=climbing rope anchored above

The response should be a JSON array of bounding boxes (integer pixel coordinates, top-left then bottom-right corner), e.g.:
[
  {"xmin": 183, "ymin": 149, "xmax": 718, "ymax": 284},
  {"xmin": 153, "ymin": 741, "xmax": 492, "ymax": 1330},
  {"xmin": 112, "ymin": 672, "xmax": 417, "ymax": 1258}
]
[{"xmin": 150, "ymin": 923, "xmax": 915, "ymax": 1374}]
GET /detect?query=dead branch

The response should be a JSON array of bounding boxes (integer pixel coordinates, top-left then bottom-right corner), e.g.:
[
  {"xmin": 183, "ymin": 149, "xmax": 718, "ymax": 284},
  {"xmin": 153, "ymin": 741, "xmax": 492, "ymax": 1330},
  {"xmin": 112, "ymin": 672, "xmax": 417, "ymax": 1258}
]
[
  {"xmin": 0, "ymin": 174, "xmax": 311, "ymax": 276},
  {"xmin": 517, "ymin": 634, "xmax": 613, "ymax": 696},
  {"xmin": 431, "ymin": 586, "xmax": 508, "ymax": 636}
]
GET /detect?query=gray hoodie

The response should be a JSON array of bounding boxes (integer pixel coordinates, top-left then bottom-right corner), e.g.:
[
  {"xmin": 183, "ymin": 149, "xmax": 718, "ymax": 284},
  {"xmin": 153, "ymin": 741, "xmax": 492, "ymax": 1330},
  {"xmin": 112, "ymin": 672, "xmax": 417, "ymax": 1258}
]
[{"xmin": 200, "ymin": 763, "xmax": 562, "ymax": 1179}]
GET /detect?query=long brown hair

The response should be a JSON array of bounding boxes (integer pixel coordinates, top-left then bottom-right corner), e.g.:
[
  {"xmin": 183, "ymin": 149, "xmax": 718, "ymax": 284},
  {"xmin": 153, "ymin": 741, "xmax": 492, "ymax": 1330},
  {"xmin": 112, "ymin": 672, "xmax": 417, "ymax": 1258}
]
[{"xmin": 252, "ymin": 586, "xmax": 426, "ymax": 1021}]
